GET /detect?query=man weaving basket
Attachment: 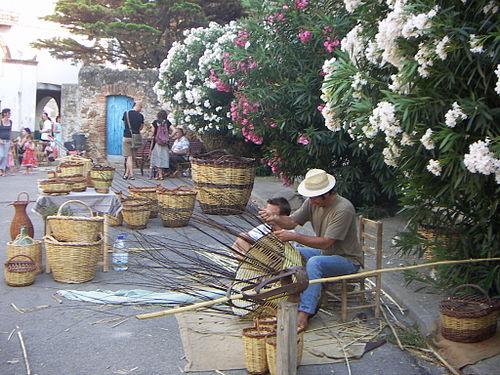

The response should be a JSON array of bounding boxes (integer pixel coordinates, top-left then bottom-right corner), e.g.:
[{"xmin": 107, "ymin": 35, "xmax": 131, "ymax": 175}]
[{"xmin": 259, "ymin": 169, "xmax": 363, "ymax": 329}]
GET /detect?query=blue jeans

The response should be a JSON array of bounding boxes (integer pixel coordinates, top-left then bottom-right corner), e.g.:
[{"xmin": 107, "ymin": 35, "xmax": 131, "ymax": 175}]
[
  {"xmin": 297, "ymin": 247, "xmax": 360, "ymax": 315},
  {"xmin": 0, "ymin": 140, "xmax": 10, "ymax": 171}
]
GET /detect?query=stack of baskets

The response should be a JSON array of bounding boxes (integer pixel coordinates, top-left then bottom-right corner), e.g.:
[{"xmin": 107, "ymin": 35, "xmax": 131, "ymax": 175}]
[
  {"xmin": 59, "ymin": 155, "xmax": 93, "ymax": 187},
  {"xmin": 128, "ymin": 185, "xmax": 161, "ymax": 218},
  {"xmin": 157, "ymin": 185, "xmax": 197, "ymax": 227},
  {"xmin": 191, "ymin": 150, "xmax": 256, "ymax": 215},
  {"xmin": 44, "ymin": 200, "xmax": 103, "ymax": 283},
  {"xmin": 3, "ymin": 255, "xmax": 37, "ymax": 287},
  {"xmin": 90, "ymin": 165, "xmax": 116, "ymax": 193},
  {"xmin": 242, "ymin": 314, "xmax": 304, "ymax": 375},
  {"xmin": 121, "ymin": 197, "xmax": 151, "ymax": 230},
  {"xmin": 440, "ymin": 284, "xmax": 500, "ymax": 343},
  {"xmin": 58, "ymin": 161, "xmax": 84, "ymax": 177}
]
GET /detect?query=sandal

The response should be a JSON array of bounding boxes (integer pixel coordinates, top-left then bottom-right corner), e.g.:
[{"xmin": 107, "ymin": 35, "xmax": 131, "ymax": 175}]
[
  {"xmin": 123, "ymin": 175, "xmax": 129, "ymax": 180},
  {"xmin": 128, "ymin": 176, "xmax": 135, "ymax": 180}
]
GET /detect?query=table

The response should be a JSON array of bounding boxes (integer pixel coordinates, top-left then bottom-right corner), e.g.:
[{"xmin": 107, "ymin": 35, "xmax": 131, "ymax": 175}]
[{"xmin": 33, "ymin": 189, "xmax": 122, "ymax": 272}]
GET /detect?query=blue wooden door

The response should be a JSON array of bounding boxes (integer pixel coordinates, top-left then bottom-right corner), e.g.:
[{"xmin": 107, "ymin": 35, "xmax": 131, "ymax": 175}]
[{"xmin": 106, "ymin": 96, "xmax": 134, "ymax": 155}]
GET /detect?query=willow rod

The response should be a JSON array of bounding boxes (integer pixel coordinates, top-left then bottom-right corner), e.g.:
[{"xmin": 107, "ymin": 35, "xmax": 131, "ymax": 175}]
[{"xmin": 136, "ymin": 257, "xmax": 500, "ymax": 320}]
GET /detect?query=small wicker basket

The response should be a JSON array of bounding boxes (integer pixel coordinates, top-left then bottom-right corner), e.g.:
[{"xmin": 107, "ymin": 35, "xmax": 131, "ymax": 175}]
[
  {"xmin": 58, "ymin": 161, "xmax": 84, "ymax": 177},
  {"xmin": 7, "ymin": 240, "xmax": 43, "ymax": 274},
  {"xmin": 265, "ymin": 327, "xmax": 305, "ymax": 375},
  {"xmin": 90, "ymin": 164, "xmax": 115, "ymax": 181},
  {"xmin": 157, "ymin": 185, "xmax": 197, "ymax": 227},
  {"xmin": 39, "ymin": 178, "xmax": 73, "ymax": 194},
  {"xmin": 44, "ymin": 235, "xmax": 101, "ymax": 283},
  {"xmin": 4, "ymin": 255, "xmax": 37, "ymax": 287},
  {"xmin": 440, "ymin": 284, "xmax": 499, "ymax": 343},
  {"xmin": 47, "ymin": 200, "xmax": 103, "ymax": 242},
  {"xmin": 64, "ymin": 174, "xmax": 87, "ymax": 192},
  {"xmin": 242, "ymin": 326, "xmax": 275, "ymax": 375},
  {"xmin": 121, "ymin": 197, "xmax": 151, "ymax": 230}
]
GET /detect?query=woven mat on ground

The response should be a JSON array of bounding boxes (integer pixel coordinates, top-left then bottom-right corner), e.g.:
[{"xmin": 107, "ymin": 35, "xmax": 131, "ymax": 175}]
[
  {"xmin": 432, "ymin": 323, "xmax": 500, "ymax": 369},
  {"xmin": 176, "ymin": 311, "xmax": 385, "ymax": 372}
]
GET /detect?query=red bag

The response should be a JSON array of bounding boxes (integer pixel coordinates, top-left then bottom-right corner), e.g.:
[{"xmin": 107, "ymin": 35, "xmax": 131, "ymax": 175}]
[{"xmin": 155, "ymin": 122, "xmax": 169, "ymax": 146}]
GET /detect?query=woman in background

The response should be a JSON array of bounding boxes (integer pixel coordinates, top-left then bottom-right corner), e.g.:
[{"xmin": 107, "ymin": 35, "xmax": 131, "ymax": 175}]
[
  {"xmin": 0, "ymin": 108, "xmax": 13, "ymax": 177},
  {"xmin": 53, "ymin": 115, "xmax": 62, "ymax": 157},
  {"xmin": 150, "ymin": 110, "xmax": 173, "ymax": 180},
  {"xmin": 40, "ymin": 112, "xmax": 54, "ymax": 142}
]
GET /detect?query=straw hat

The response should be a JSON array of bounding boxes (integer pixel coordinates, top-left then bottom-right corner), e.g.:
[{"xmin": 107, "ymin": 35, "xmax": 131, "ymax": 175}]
[{"xmin": 297, "ymin": 169, "xmax": 336, "ymax": 197}]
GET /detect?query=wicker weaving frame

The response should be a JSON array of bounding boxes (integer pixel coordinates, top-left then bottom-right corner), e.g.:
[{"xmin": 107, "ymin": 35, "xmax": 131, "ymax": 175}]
[
  {"xmin": 4, "ymin": 254, "xmax": 37, "ymax": 287},
  {"xmin": 44, "ymin": 235, "xmax": 101, "ymax": 283},
  {"xmin": 47, "ymin": 200, "xmax": 103, "ymax": 242},
  {"xmin": 157, "ymin": 185, "xmax": 197, "ymax": 227}
]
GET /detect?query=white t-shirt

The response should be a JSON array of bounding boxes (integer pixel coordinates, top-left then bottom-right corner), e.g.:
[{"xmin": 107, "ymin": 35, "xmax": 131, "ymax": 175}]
[
  {"xmin": 41, "ymin": 120, "xmax": 53, "ymax": 141},
  {"xmin": 171, "ymin": 136, "xmax": 190, "ymax": 160},
  {"xmin": 247, "ymin": 224, "xmax": 297, "ymax": 246}
]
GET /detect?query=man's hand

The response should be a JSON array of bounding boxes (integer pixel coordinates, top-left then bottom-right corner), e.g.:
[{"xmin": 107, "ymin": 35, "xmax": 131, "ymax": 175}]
[
  {"xmin": 273, "ymin": 230, "xmax": 296, "ymax": 242},
  {"xmin": 259, "ymin": 208, "xmax": 277, "ymax": 224}
]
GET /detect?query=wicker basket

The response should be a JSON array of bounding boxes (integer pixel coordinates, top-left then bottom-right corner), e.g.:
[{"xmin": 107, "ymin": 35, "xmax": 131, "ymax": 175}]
[
  {"xmin": 191, "ymin": 150, "xmax": 256, "ymax": 215},
  {"xmin": 418, "ymin": 224, "xmax": 459, "ymax": 260},
  {"xmin": 39, "ymin": 178, "xmax": 73, "ymax": 194},
  {"xmin": 106, "ymin": 212, "xmax": 123, "ymax": 227},
  {"xmin": 7, "ymin": 240, "xmax": 43, "ymax": 274},
  {"xmin": 92, "ymin": 177, "xmax": 112, "ymax": 194},
  {"xmin": 64, "ymin": 174, "xmax": 87, "ymax": 192},
  {"xmin": 157, "ymin": 185, "xmax": 197, "ymax": 227},
  {"xmin": 44, "ymin": 235, "xmax": 101, "ymax": 283},
  {"xmin": 128, "ymin": 184, "xmax": 161, "ymax": 218},
  {"xmin": 121, "ymin": 197, "xmax": 151, "ymax": 230},
  {"xmin": 440, "ymin": 284, "xmax": 499, "ymax": 343},
  {"xmin": 229, "ymin": 235, "xmax": 305, "ymax": 317},
  {"xmin": 47, "ymin": 200, "xmax": 103, "ymax": 242},
  {"xmin": 242, "ymin": 327, "xmax": 275, "ymax": 375},
  {"xmin": 4, "ymin": 255, "xmax": 37, "ymax": 287},
  {"xmin": 58, "ymin": 161, "xmax": 84, "ymax": 177},
  {"xmin": 90, "ymin": 164, "xmax": 115, "ymax": 181},
  {"xmin": 47, "ymin": 170, "xmax": 58, "ymax": 178},
  {"xmin": 254, "ymin": 314, "xmax": 278, "ymax": 330},
  {"xmin": 265, "ymin": 327, "xmax": 305, "ymax": 375}
]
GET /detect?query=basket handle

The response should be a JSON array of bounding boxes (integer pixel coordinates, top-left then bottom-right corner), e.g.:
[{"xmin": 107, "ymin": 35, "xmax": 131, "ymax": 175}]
[
  {"xmin": 6, "ymin": 254, "xmax": 35, "ymax": 265},
  {"xmin": 57, "ymin": 200, "xmax": 94, "ymax": 217},
  {"xmin": 16, "ymin": 192, "xmax": 30, "ymax": 202},
  {"xmin": 450, "ymin": 284, "xmax": 492, "ymax": 304}
]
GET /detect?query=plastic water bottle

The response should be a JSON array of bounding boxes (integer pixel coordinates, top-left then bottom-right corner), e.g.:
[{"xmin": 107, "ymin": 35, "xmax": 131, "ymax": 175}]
[{"xmin": 112, "ymin": 234, "xmax": 128, "ymax": 271}]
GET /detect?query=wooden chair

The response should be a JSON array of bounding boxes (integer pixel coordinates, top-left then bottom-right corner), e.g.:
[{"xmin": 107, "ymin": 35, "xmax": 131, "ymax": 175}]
[
  {"xmin": 171, "ymin": 137, "xmax": 206, "ymax": 177},
  {"xmin": 325, "ymin": 216, "xmax": 383, "ymax": 322}
]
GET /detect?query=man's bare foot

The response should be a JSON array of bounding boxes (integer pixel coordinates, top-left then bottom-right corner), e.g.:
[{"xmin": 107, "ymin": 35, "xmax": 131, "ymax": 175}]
[{"xmin": 297, "ymin": 311, "xmax": 309, "ymax": 329}]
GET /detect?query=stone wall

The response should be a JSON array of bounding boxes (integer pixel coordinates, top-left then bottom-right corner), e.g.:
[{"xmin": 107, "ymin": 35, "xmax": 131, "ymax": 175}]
[{"xmin": 61, "ymin": 66, "xmax": 159, "ymax": 162}]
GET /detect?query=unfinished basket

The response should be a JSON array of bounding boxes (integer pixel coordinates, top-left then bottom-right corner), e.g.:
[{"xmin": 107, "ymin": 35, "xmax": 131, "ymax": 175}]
[
  {"xmin": 229, "ymin": 235, "xmax": 305, "ymax": 317},
  {"xmin": 47, "ymin": 200, "xmax": 103, "ymax": 242},
  {"xmin": 191, "ymin": 150, "xmax": 255, "ymax": 215},
  {"xmin": 242, "ymin": 326, "xmax": 275, "ymax": 375},
  {"xmin": 58, "ymin": 161, "xmax": 84, "ymax": 177},
  {"xmin": 128, "ymin": 184, "xmax": 161, "ymax": 218},
  {"xmin": 157, "ymin": 185, "xmax": 197, "ymax": 227},
  {"xmin": 265, "ymin": 327, "xmax": 305, "ymax": 375},
  {"xmin": 121, "ymin": 197, "xmax": 151, "ymax": 230},
  {"xmin": 4, "ymin": 254, "xmax": 37, "ymax": 287},
  {"xmin": 7, "ymin": 240, "xmax": 43, "ymax": 274},
  {"xmin": 44, "ymin": 235, "xmax": 101, "ymax": 283},
  {"xmin": 440, "ymin": 284, "xmax": 499, "ymax": 343}
]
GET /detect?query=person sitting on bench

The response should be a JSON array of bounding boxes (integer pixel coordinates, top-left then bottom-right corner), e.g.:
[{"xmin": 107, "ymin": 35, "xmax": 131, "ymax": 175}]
[{"xmin": 168, "ymin": 128, "xmax": 189, "ymax": 177}]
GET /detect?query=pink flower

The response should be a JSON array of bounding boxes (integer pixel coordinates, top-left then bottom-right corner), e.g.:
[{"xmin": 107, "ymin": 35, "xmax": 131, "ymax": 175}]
[
  {"xmin": 298, "ymin": 31, "xmax": 311, "ymax": 43},
  {"xmin": 276, "ymin": 13, "xmax": 286, "ymax": 22},
  {"xmin": 283, "ymin": 5, "xmax": 289, "ymax": 10},
  {"xmin": 269, "ymin": 123, "xmax": 278, "ymax": 128},
  {"xmin": 323, "ymin": 39, "xmax": 340, "ymax": 52},
  {"xmin": 266, "ymin": 15, "xmax": 274, "ymax": 23},
  {"xmin": 297, "ymin": 136, "xmax": 310, "ymax": 145},
  {"xmin": 317, "ymin": 105, "xmax": 325, "ymax": 112},
  {"xmin": 295, "ymin": 0, "xmax": 308, "ymax": 10},
  {"xmin": 323, "ymin": 26, "xmax": 333, "ymax": 33}
]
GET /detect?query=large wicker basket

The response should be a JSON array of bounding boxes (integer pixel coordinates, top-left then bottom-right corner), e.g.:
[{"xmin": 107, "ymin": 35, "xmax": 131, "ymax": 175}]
[
  {"xmin": 47, "ymin": 200, "xmax": 103, "ymax": 242},
  {"xmin": 242, "ymin": 327, "xmax": 275, "ymax": 375},
  {"xmin": 44, "ymin": 235, "xmax": 101, "ymax": 283},
  {"xmin": 90, "ymin": 164, "xmax": 115, "ymax": 181},
  {"xmin": 58, "ymin": 161, "xmax": 84, "ymax": 177},
  {"xmin": 121, "ymin": 197, "xmax": 151, "ymax": 230},
  {"xmin": 228, "ymin": 235, "xmax": 304, "ymax": 317},
  {"xmin": 128, "ymin": 184, "xmax": 161, "ymax": 218},
  {"xmin": 191, "ymin": 150, "xmax": 255, "ymax": 215},
  {"xmin": 4, "ymin": 255, "xmax": 37, "ymax": 287},
  {"xmin": 64, "ymin": 174, "xmax": 87, "ymax": 192},
  {"xmin": 265, "ymin": 328, "xmax": 305, "ymax": 375},
  {"xmin": 157, "ymin": 185, "xmax": 197, "ymax": 227},
  {"xmin": 38, "ymin": 178, "xmax": 73, "ymax": 194},
  {"xmin": 7, "ymin": 240, "xmax": 43, "ymax": 274},
  {"xmin": 440, "ymin": 284, "xmax": 499, "ymax": 343}
]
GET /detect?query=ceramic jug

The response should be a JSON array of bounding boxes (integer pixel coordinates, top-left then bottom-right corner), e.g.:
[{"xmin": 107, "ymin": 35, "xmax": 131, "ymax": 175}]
[{"xmin": 10, "ymin": 192, "xmax": 34, "ymax": 240}]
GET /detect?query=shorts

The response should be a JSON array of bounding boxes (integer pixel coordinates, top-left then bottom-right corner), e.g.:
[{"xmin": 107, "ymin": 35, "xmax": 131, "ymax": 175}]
[{"xmin": 122, "ymin": 137, "xmax": 134, "ymax": 157}]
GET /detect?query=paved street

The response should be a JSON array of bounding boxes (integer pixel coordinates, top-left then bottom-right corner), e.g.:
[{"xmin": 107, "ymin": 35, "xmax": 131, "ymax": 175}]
[{"xmin": 0, "ymin": 167, "xmax": 482, "ymax": 374}]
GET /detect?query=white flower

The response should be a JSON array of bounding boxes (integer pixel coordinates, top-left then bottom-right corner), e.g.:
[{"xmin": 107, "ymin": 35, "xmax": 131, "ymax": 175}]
[
  {"xmin": 173, "ymin": 91, "xmax": 184, "ymax": 104},
  {"xmin": 369, "ymin": 101, "xmax": 402, "ymax": 138},
  {"xmin": 401, "ymin": 8, "xmax": 438, "ymax": 39},
  {"xmin": 322, "ymin": 57, "xmax": 337, "ymax": 76},
  {"xmin": 463, "ymin": 138, "xmax": 500, "ymax": 181},
  {"xmin": 435, "ymin": 36, "xmax": 450, "ymax": 60},
  {"xmin": 415, "ymin": 43, "xmax": 434, "ymax": 77},
  {"xmin": 420, "ymin": 128, "xmax": 435, "ymax": 150},
  {"xmin": 322, "ymin": 102, "xmax": 342, "ymax": 132},
  {"xmin": 389, "ymin": 73, "xmax": 410, "ymax": 94},
  {"xmin": 375, "ymin": 1, "xmax": 407, "ymax": 68},
  {"xmin": 344, "ymin": 0, "xmax": 363, "ymax": 13},
  {"xmin": 495, "ymin": 64, "xmax": 500, "ymax": 95},
  {"xmin": 365, "ymin": 40, "xmax": 381, "ymax": 64},
  {"xmin": 444, "ymin": 102, "xmax": 467, "ymax": 127},
  {"xmin": 341, "ymin": 25, "xmax": 365, "ymax": 63},
  {"xmin": 426, "ymin": 159, "xmax": 442, "ymax": 176},
  {"xmin": 483, "ymin": 1, "xmax": 499, "ymax": 14},
  {"xmin": 400, "ymin": 132, "xmax": 414, "ymax": 146},
  {"xmin": 469, "ymin": 34, "xmax": 484, "ymax": 54},
  {"xmin": 382, "ymin": 143, "xmax": 401, "ymax": 167},
  {"xmin": 362, "ymin": 125, "xmax": 378, "ymax": 138}
]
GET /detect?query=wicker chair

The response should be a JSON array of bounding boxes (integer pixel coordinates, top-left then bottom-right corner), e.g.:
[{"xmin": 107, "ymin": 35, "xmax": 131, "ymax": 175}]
[{"xmin": 324, "ymin": 216, "xmax": 383, "ymax": 321}]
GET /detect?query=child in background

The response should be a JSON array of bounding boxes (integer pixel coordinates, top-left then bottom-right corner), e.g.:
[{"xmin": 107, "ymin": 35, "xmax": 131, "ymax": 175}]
[
  {"xmin": 21, "ymin": 128, "xmax": 37, "ymax": 174},
  {"xmin": 6, "ymin": 141, "xmax": 16, "ymax": 175}
]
